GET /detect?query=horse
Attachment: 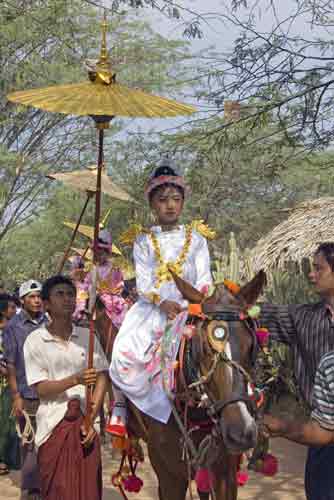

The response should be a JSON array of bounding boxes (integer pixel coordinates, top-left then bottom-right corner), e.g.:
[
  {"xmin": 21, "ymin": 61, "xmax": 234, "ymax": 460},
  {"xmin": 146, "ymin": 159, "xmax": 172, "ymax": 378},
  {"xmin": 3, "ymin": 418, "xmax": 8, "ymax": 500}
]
[
  {"xmin": 91, "ymin": 285, "xmax": 137, "ymax": 439},
  {"xmin": 94, "ymin": 296, "xmax": 118, "ymax": 362},
  {"xmin": 125, "ymin": 269, "xmax": 267, "ymax": 500},
  {"xmin": 94, "ymin": 280, "xmax": 136, "ymax": 361},
  {"xmin": 90, "ymin": 297, "xmax": 118, "ymax": 440}
]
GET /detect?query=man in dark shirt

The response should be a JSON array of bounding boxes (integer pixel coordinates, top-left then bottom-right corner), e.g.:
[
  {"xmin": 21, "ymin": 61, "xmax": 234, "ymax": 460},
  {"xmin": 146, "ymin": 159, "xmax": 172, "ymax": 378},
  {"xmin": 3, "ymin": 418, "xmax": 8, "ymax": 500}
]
[
  {"xmin": 260, "ymin": 242, "xmax": 334, "ymax": 500},
  {"xmin": 264, "ymin": 349, "xmax": 334, "ymax": 500},
  {"xmin": 3, "ymin": 279, "xmax": 45, "ymax": 500}
]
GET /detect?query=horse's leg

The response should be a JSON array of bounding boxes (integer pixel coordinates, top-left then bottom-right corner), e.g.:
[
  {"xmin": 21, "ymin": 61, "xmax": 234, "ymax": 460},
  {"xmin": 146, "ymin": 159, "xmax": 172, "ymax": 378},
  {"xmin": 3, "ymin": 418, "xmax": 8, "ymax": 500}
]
[
  {"xmin": 148, "ymin": 445, "xmax": 188, "ymax": 500},
  {"xmin": 213, "ymin": 454, "xmax": 238, "ymax": 500},
  {"xmin": 146, "ymin": 418, "xmax": 188, "ymax": 500},
  {"xmin": 99, "ymin": 405, "xmax": 106, "ymax": 443},
  {"xmin": 198, "ymin": 492, "xmax": 210, "ymax": 500}
]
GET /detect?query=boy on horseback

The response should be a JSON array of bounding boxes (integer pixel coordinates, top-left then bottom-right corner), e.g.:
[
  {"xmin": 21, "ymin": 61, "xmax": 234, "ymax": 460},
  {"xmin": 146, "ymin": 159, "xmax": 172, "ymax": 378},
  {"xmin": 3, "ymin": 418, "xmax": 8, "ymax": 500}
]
[
  {"xmin": 109, "ymin": 160, "xmax": 213, "ymax": 437},
  {"xmin": 84, "ymin": 229, "xmax": 128, "ymax": 330}
]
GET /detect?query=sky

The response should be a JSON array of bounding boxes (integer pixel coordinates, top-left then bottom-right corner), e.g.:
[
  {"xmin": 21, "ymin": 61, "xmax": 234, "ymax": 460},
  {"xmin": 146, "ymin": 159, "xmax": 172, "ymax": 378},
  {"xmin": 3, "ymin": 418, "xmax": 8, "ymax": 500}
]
[{"xmin": 102, "ymin": 0, "xmax": 328, "ymax": 141}]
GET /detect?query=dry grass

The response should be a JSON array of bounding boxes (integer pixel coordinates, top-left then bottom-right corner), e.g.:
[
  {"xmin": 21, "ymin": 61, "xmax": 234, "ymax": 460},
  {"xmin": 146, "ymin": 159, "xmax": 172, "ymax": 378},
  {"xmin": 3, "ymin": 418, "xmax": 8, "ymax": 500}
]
[{"xmin": 251, "ymin": 197, "xmax": 334, "ymax": 270}]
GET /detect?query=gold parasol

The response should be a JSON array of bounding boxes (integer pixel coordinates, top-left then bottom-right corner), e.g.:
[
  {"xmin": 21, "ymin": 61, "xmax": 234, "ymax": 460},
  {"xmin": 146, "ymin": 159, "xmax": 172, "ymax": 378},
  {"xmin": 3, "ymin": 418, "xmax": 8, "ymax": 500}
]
[
  {"xmin": 64, "ymin": 221, "xmax": 122, "ymax": 255},
  {"xmin": 49, "ymin": 166, "xmax": 133, "ymax": 271},
  {"xmin": 9, "ymin": 78, "xmax": 195, "ymax": 118},
  {"xmin": 71, "ymin": 247, "xmax": 93, "ymax": 261},
  {"xmin": 7, "ymin": 14, "xmax": 195, "ymax": 268},
  {"xmin": 47, "ymin": 165, "xmax": 134, "ymax": 202},
  {"xmin": 7, "ymin": 13, "xmax": 196, "ymax": 421},
  {"xmin": 7, "ymin": 13, "xmax": 195, "ymax": 122},
  {"xmin": 7, "ymin": 15, "xmax": 195, "ymax": 120}
]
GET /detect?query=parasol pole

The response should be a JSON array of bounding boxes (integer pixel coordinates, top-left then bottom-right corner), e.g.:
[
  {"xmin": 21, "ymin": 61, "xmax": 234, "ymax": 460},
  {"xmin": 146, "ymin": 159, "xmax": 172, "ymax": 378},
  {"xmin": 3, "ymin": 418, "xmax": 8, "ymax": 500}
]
[
  {"xmin": 85, "ymin": 11, "xmax": 115, "ymax": 422},
  {"xmin": 92, "ymin": 128, "xmax": 104, "ymax": 264},
  {"xmin": 58, "ymin": 192, "xmax": 93, "ymax": 273},
  {"xmin": 85, "ymin": 117, "xmax": 113, "ymax": 423},
  {"xmin": 86, "ymin": 127, "xmax": 104, "ymax": 422}
]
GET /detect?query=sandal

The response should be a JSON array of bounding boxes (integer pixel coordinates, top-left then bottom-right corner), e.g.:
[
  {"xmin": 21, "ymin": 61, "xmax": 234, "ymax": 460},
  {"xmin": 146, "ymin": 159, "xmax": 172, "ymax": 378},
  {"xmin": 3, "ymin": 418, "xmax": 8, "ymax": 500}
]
[{"xmin": 106, "ymin": 416, "xmax": 127, "ymax": 437}]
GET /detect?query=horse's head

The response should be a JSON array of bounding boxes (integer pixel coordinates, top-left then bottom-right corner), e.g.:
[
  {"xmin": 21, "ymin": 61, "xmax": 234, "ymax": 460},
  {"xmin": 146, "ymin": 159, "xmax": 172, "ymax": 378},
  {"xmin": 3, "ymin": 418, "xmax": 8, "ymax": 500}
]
[{"xmin": 172, "ymin": 270, "xmax": 266, "ymax": 453}]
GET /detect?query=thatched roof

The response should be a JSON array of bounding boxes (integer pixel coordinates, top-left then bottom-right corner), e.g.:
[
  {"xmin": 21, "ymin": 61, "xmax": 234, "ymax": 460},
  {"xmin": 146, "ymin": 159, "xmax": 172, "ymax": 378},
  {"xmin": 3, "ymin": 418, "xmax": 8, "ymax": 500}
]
[{"xmin": 251, "ymin": 197, "xmax": 334, "ymax": 271}]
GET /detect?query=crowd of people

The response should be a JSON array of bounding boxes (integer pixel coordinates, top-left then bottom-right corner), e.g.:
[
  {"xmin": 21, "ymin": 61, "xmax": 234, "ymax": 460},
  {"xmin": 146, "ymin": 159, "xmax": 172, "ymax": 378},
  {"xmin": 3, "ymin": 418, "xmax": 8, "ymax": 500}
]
[{"xmin": 2, "ymin": 162, "xmax": 334, "ymax": 500}]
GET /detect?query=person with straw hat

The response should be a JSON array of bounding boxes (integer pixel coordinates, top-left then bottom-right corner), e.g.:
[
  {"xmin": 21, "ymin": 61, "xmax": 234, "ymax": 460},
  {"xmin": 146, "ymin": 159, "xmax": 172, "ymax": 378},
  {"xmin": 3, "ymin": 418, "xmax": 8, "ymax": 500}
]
[{"xmin": 108, "ymin": 160, "xmax": 213, "ymax": 437}]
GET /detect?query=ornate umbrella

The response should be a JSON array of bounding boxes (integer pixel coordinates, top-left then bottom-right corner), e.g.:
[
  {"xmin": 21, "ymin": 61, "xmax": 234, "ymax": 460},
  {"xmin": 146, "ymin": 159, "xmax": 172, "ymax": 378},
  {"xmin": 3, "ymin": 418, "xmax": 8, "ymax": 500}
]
[
  {"xmin": 7, "ymin": 14, "xmax": 196, "ymax": 421},
  {"xmin": 48, "ymin": 165, "xmax": 132, "ymax": 271},
  {"xmin": 7, "ymin": 14, "xmax": 196, "ymax": 265},
  {"xmin": 47, "ymin": 165, "xmax": 134, "ymax": 202},
  {"xmin": 71, "ymin": 247, "xmax": 93, "ymax": 261}
]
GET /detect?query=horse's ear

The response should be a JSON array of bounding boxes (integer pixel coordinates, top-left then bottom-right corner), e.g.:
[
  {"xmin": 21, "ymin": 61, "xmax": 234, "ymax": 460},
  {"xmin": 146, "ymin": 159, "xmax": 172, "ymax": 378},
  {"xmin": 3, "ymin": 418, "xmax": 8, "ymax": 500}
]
[
  {"xmin": 169, "ymin": 268, "xmax": 205, "ymax": 304},
  {"xmin": 237, "ymin": 270, "xmax": 266, "ymax": 305}
]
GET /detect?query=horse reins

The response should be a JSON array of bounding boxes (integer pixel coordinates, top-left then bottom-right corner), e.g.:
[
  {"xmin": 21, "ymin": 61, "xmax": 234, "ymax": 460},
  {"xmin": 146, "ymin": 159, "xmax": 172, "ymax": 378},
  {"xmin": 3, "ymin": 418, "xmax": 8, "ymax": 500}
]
[
  {"xmin": 187, "ymin": 310, "xmax": 258, "ymax": 417},
  {"xmin": 169, "ymin": 306, "xmax": 261, "ymax": 498}
]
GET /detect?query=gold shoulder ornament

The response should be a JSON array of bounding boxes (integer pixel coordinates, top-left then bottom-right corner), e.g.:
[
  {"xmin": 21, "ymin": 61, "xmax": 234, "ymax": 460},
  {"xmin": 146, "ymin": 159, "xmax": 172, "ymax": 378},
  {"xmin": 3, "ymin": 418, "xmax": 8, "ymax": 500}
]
[
  {"xmin": 119, "ymin": 224, "xmax": 149, "ymax": 246},
  {"xmin": 191, "ymin": 219, "xmax": 216, "ymax": 240}
]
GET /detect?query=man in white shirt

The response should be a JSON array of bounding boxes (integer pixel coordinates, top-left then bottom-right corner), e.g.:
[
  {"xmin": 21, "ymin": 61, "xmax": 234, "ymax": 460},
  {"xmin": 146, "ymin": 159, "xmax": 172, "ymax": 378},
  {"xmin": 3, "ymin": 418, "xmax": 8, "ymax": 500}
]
[{"xmin": 24, "ymin": 275, "xmax": 108, "ymax": 500}]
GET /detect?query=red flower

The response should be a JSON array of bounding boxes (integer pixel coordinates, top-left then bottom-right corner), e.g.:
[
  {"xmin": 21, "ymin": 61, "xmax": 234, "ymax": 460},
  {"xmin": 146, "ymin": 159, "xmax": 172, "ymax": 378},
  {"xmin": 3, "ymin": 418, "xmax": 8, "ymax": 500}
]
[
  {"xmin": 123, "ymin": 475, "xmax": 144, "ymax": 493},
  {"xmin": 237, "ymin": 470, "xmax": 249, "ymax": 486},
  {"xmin": 261, "ymin": 453, "xmax": 278, "ymax": 476},
  {"xmin": 256, "ymin": 328, "xmax": 269, "ymax": 346},
  {"xmin": 195, "ymin": 468, "xmax": 215, "ymax": 492}
]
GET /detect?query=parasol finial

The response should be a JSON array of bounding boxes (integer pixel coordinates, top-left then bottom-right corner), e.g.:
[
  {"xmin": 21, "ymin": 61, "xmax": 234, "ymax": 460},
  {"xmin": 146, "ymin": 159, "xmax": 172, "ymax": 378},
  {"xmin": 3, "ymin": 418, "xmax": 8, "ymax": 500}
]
[
  {"xmin": 99, "ymin": 10, "xmax": 109, "ymax": 68},
  {"xmin": 87, "ymin": 11, "xmax": 116, "ymax": 87}
]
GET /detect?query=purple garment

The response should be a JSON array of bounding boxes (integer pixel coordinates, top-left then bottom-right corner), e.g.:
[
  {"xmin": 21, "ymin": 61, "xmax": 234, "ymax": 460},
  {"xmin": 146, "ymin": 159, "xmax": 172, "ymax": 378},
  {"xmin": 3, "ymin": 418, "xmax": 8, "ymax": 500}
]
[{"xmin": 3, "ymin": 310, "xmax": 45, "ymax": 399}]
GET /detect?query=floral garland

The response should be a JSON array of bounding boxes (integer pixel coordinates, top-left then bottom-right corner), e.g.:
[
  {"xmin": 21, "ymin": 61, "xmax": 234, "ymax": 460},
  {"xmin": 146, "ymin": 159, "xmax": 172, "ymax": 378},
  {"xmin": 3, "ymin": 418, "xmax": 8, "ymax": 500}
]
[{"xmin": 149, "ymin": 224, "xmax": 193, "ymax": 287}]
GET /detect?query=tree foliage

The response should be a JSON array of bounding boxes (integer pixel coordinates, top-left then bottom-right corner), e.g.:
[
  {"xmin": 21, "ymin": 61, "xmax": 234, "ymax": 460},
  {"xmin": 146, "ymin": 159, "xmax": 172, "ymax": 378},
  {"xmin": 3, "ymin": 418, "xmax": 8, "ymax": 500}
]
[
  {"xmin": 0, "ymin": 0, "xmax": 191, "ymax": 245},
  {"xmin": 100, "ymin": 0, "xmax": 334, "ymax": 150},
  {"xmin": 3, "ymin": 0, "xmax": 334, "ymax": 289}
]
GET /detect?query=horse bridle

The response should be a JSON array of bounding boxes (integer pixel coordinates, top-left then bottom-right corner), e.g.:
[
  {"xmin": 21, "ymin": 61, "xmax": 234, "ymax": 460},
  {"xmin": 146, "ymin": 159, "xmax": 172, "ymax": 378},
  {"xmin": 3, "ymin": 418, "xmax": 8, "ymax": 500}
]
[
  {"xmin": 170, "ymin": 305, "xmax": 261, "ymax": 478},
  {"xmin": 188, "ymin": 306, "xmax": 259, "ymax": 419}
]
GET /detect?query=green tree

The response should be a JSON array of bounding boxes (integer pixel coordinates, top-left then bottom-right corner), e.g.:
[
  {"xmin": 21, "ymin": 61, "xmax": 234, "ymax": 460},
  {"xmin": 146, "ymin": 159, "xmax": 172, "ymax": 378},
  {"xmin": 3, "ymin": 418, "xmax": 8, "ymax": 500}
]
[
  {"xmin": 0, "ymin": 0, "xmax": 193, "ymax": 285},
  {"xmin": 0, "ymin": 0, "xmax": 191, "ymax": 246}
]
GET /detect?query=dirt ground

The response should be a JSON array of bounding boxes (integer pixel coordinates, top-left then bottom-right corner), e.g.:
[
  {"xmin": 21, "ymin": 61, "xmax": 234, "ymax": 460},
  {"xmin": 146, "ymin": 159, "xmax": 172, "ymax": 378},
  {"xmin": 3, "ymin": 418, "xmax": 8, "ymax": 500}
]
[{"xmin": 0, "ymin": 437, "xmax": 306, "ymax": 499}]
